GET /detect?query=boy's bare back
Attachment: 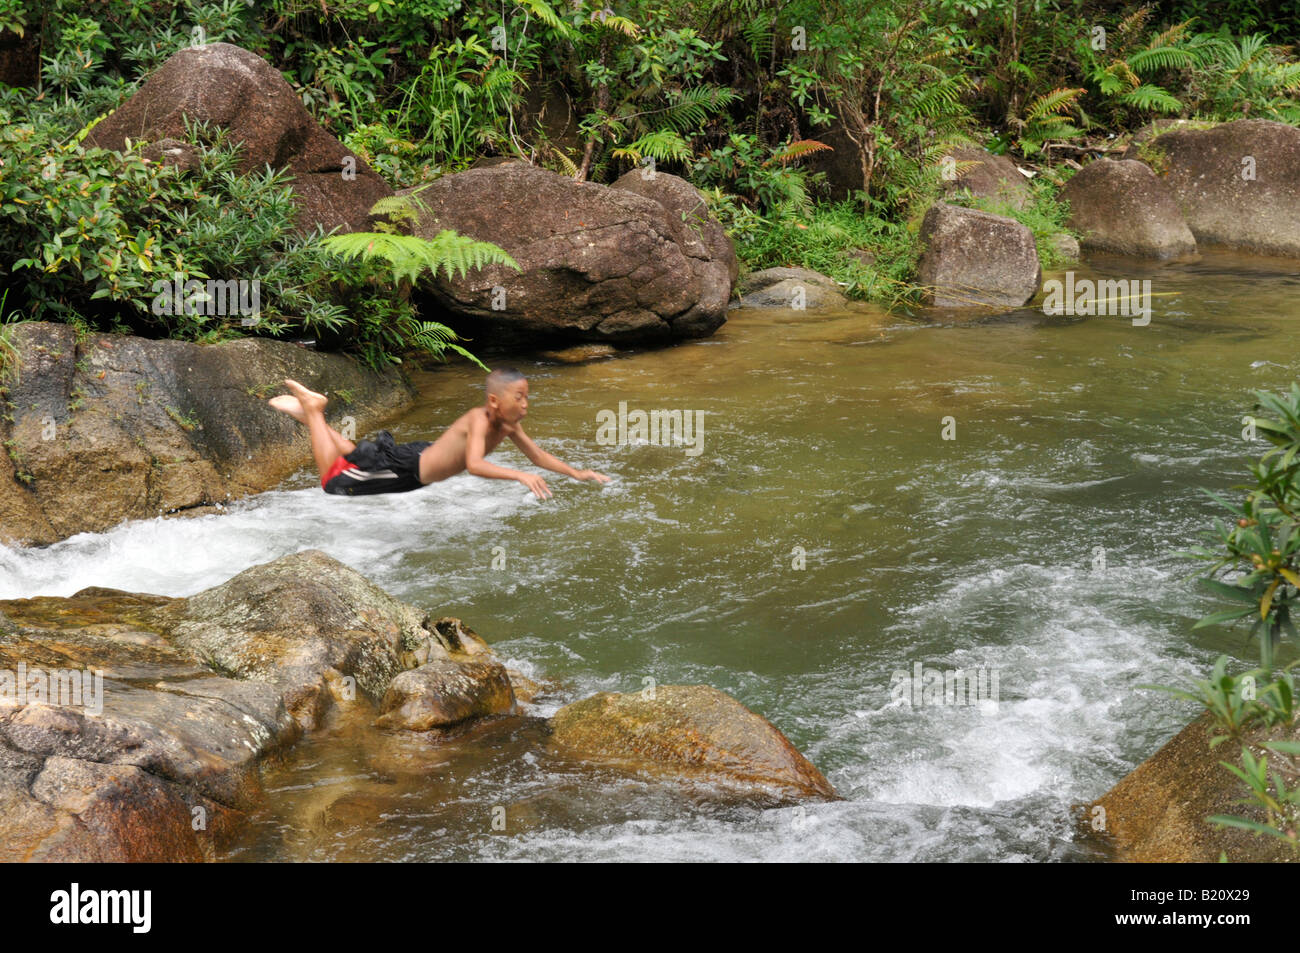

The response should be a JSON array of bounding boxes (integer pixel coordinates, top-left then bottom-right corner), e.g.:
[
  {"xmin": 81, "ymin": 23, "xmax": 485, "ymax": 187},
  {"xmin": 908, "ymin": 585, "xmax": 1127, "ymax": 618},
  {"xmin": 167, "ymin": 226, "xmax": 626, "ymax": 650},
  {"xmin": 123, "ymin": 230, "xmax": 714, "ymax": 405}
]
[
  {"xmin": 418, "ymin": 407, "xmax": 512, "ymax": 484},
  {"xmin": 419, "ymin": 371, "xmax": 609, "ymax": 498}
]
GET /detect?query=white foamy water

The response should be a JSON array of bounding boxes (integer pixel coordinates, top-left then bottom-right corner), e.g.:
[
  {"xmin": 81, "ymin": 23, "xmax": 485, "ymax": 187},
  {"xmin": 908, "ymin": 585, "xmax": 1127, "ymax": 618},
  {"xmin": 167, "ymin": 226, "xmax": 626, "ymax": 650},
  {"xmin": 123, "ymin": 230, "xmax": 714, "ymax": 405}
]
[{"xmin": 0, "ymin": 470, "xmax": 564, "ymax": 600}]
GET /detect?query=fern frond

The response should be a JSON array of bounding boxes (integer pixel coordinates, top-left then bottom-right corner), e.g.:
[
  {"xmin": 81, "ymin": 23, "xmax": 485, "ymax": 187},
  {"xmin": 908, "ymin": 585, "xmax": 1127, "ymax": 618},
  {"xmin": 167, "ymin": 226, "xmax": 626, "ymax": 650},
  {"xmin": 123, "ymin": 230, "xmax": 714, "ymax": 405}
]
[
  {"xmin": 657, "ymin": 85, "xmax": 740, "ymax": 132},
  {"xmin": 590, "ymin": 12, "xmax": 640, "ymax": 37},
  {"xmin": 321, "ymin": 231, "xmax": 520, "ymax": 285},
  {"xmin": 762, "ymin": 139, "xmax": 832, "ymax": 167},
  {"xmin": 516, "ymin": 0, "xmax": 572, "ymax": 36},
  {"xmin": 1149, "ymin": 20, "xmax": 1192, "ymax": 49},
  {"xmin": 1128, "ymin": 45, "xmax": 1196, "ymax": 73},
  {"xmin": 1118, "ymin": 6, "xmax": 1152, "ymax": 39},
  {"xmin": 913, "ymin": 74, "xmax": 972, "ymax": 118},
  {"xmin": 1118, "ymin": 84, "xmax": 1183, "ymax": 113},
  {"xmin": 612, "ymin": 129, "xmax": 692, "ymax": 163},
  {"xmin": 1026, "ymin": 87, "xmax": 1086, "ymax": 122}
]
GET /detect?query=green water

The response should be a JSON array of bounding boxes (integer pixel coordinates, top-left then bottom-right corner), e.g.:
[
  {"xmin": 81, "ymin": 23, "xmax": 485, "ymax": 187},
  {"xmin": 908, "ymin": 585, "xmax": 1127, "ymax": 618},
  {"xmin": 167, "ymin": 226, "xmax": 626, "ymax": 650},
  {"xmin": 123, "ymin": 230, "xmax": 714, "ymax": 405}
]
[{"xmin": 8, "ymin": 251, "xmax": 1296, "ymax": 861}]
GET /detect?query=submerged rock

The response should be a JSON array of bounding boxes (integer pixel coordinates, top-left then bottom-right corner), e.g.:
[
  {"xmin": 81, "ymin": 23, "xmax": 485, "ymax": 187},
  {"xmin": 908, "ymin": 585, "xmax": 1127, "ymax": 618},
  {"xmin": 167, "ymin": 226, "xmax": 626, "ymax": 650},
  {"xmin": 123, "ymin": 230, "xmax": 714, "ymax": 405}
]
[
  {"xmin": 1150, "ymin": 119, "xmax": 1300, "ymax": 257},
  {"xmin": 0, "ymin": 322, "xmax": 410, "ymax": 547},
  {"xmin": 1059, "ymin": 158, "xmax": 1196, "ymax": 259},
  {"xmin": 916, "ymin": 202, "xmax": 1040, "ymax": 308},
  {"xmin": 548, "ymin": 684, "xmax": 838, "ymax": 803},
  {"xmin": 405, "ymin": 163, "xmax": 734, "ymax": 343},
  {"xmin": 537, "ymin": 344, "xmax": 619, "ymax": 364},
  {"xmin": 734, "ymin": 267, "xmax": 847, "ymax": 310},
  {"xmin": 86, "ymin": 42, "xmax": 391, "ymax": 234},
  {"xmin": 1047, "ymin": 232, "xmax": 1080, "ymax": 261},
  {"xmin": 375, "ymin": 657, "xmax": 516, "ymax": 731}
]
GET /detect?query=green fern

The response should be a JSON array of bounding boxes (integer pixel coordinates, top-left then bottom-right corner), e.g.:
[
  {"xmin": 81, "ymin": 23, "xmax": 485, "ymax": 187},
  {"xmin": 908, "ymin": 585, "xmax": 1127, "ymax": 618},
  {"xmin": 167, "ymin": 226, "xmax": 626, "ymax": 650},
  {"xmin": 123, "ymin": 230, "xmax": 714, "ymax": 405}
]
[
  {"xmin": 1127, "ymin": 46, "xmax": 1196, "ymax": 73},
  {"xmin": 1118, "ymin": 84, "xmax": 1183, "ymax": 113},
  {"xmin": 321, "ymin": 231, "xmax": 520, "ymax": 285},
  {"xmin": 1017, "ymin": 87, "xmax": 1085, "ymax": 155},
  {"xmin": 656, "ymin": 85, "xmax": 740, "ymax": 133},
  {"xmin": 1025, "ymin": 87, "xmax": 1086, "ymax": 123},
  {"xmin": 612, "ymin": 129, "xmax": 692, "ymax": 163},
  {"xmin": 516, "ymin": 0, "xmax": 572, "ymax": 37}
]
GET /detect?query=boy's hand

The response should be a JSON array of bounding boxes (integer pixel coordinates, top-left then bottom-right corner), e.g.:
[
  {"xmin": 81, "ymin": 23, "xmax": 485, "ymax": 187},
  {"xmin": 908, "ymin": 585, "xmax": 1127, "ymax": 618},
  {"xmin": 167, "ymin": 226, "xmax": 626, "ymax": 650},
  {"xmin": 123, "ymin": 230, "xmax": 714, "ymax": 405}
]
[
  {"xmin": 519, "ymin": 473, "xmax": 552, "ymax": 499},
  {"xmin": 573, "ymin": 469, "xmax": 611, "ymax": 484}
]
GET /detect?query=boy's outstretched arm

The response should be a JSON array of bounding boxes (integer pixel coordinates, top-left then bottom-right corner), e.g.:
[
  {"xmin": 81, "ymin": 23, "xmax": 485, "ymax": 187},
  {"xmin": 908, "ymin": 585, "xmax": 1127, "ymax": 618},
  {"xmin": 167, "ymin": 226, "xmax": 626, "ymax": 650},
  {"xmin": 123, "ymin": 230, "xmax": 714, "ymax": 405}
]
[
  {"xmin": 465, "ymin": 412, "xmax": 553, "ymax": 499},
  {"xmin": 509, "ymin": 427, "xmax": 611, "ymax": 484}
]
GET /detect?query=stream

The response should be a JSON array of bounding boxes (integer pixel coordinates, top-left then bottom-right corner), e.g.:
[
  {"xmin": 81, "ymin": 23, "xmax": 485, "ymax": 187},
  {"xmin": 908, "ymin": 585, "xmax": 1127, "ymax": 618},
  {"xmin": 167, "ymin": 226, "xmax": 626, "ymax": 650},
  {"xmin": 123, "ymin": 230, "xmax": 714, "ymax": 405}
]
[{"xmin": 2, "ymin": 251, "xmax": 1298, "ymax": 861}]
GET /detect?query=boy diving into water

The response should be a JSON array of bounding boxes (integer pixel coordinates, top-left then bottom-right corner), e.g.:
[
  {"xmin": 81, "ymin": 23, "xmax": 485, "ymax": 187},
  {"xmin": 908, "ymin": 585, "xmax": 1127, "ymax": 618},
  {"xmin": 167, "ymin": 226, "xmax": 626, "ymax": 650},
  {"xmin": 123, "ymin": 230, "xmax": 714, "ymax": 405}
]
[{"xmin": 270, "ymin": 369, "xmax": 610, "ymax": 499}]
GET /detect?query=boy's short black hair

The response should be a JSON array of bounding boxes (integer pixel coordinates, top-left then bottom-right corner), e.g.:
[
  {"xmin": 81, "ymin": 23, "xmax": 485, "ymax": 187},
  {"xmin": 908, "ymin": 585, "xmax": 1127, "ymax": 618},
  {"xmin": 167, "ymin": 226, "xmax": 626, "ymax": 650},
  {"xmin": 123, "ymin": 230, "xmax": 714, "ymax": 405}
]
[{"xmin": 486, "ymin": 367, "xmax": 527, "ymax": 396}]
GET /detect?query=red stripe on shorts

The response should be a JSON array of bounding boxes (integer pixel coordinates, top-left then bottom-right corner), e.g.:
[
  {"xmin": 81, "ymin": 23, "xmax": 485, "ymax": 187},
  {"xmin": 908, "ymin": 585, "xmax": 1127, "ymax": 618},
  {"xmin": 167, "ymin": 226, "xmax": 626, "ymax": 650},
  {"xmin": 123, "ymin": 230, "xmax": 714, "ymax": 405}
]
[{"xmin": 322, "ymin": 455, "xmax": 351, "ymax": 488}]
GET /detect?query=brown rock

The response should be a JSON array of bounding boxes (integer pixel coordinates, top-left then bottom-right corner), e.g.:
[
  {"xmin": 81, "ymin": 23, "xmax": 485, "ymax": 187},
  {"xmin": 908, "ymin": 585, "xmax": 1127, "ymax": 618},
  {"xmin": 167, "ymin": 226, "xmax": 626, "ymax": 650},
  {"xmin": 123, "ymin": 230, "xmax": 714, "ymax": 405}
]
[
  {"xmin": 1093, "ymin": 713, "xmax": 1296, "ymax": 862},
  {"xmin": 1151, "ymin": 119, "xmax": 1300, "ymax": 256},
  {"xmin": 375, "ymin": 657, "xmax": 516, "ymax": 731},
  {"xmin": 944, "ymin": 148, "xmax": 1033, "ymax": 211},
  {"xmin": 0, "ymin": 550, "xmax": 497, "ymax": 861},
  {"xmin": 537, "ymin": 344, "xmax": 619, "ymax": 364},
  {"xmin": 86, "ymin": 43, "xmax": 391, "ymax": 235},
  {"xmin": 734, "ymin": 267, "xmax": 847, "ymax": 310},
  {"xmin": 404, "ymin": 163, "xmax": 732, "ymax": 343},
  {"xmin": 611, "ymin": 169, "xmax": 739, "ymax": 284},
  {"xmin": 916, "ymin": 202, "xmax": 1041, "ymax": 308},
  {"xmin": 170, "ymin": 549, "xmax": 439, "ymax": 716},
  {"xmin": 1059, "ymin": 158, "xmax": 1196, "ymax": 258},
  {"xmin": 549, "ymin": 684, "xmax": 838, "ymax": 803}
]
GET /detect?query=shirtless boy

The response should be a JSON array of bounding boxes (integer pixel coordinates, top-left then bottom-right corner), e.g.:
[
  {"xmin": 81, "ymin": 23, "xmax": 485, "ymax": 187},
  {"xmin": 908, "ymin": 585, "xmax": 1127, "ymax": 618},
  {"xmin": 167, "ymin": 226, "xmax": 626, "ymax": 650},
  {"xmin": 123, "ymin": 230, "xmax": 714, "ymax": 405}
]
[{"xmin": 270, "ymin": 369, "xmax": 610, "ymax": 499}]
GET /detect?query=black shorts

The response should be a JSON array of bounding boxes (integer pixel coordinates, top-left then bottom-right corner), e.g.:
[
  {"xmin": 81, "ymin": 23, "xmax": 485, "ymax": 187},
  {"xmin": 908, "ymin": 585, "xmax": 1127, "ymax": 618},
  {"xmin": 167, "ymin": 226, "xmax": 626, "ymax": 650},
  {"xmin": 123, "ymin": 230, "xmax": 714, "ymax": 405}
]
[{"xmin": 322, "ymin": 430, "xmax": 432, "ymax": 496}]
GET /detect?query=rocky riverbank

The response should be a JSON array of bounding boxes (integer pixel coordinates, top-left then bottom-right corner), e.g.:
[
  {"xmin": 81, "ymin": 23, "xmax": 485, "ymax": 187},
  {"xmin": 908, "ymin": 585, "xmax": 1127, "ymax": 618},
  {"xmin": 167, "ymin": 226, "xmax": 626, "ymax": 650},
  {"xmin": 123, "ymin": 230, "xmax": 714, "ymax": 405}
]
[
  {"xmin": 0, "ymin": 551, "xmax": 836, "ymax": 861},
  {"xmin": 0, "ymin": 322, "xmax": 412, "ymax": 547}
]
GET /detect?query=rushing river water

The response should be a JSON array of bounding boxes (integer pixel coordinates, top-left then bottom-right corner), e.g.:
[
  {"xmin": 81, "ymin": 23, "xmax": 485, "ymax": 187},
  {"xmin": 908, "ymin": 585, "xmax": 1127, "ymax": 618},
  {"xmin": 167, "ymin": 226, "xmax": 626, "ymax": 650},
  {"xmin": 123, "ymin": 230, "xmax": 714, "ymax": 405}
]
[{"xmin": 3, "ymin": 251, "xmax": 1299, "ymax": 861}]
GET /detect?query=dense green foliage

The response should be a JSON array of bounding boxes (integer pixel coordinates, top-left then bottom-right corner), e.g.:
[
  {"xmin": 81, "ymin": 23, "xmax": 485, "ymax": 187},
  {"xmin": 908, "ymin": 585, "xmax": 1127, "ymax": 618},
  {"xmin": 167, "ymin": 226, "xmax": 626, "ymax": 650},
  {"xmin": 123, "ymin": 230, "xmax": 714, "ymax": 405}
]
[
  {"xmin": 1164, "ymin": 385, "xmax": 1300, "ymax": 854},
  {"xmin": 1190, "ymin": 385, "xmax": 1300, "ymax": 673},
  {"xmin": 2, "ymin": 0, "xmax": 1300, "ymax": 363}
]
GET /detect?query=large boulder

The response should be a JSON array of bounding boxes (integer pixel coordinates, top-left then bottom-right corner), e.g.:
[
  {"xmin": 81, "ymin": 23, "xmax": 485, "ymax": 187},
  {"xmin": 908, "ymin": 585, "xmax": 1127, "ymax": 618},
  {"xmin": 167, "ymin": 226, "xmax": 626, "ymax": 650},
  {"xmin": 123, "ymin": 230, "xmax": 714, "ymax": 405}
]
[
  {"xmin": 0, "ymin": 322, "xmax": 410, "ymax": 546},
  {"xmin": 1150, "ymin": 119, "xmax": 1300, "ymax": 256},
  {"xmin": 548, "ymin": 684, "xmax": 838, "ymax": 804},
  {"xmin": 1059, "ymin": 158, "xmax": 1197, "ymax": 259},
  {"xmin": 86, "ymin": 43, "xmax": 391, "ymax": 235},
  {"xmin": 168, "ymin": 550, "xmax": 440, "ymax": 722},
  {"xmin": 943, "ymin": 147, "xmax": 1032, "ymax": 211},
  {"xmin": 1092, "ymin": 712, "xmax": 1295, "ymax": 862},
  {"xmin": 405, "ymin": 162, "xmax": 733, "ymax": 343},
  {"xmin": 916, "ymin": 202, "xmax": 1041, "ymax": 308},
  {"xmin": 734, "ymin": 267, "xmax": 847, "ymax": 310},
  {"xmin": 0, "ymin": 551, "xmax": 513, "ymax": 861},
  {"xmin": 610, "ymin": 169, "xmax": 739, "ymax": 285}
]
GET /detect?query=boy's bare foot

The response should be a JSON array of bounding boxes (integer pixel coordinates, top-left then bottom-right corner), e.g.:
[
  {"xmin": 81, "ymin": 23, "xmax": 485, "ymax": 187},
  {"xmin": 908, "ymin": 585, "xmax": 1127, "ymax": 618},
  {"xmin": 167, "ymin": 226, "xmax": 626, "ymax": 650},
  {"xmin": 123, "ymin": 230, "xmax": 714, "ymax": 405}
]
[
  {"xmin": 268, "ymin": 395, "xmax": 307, "ymax": 423},
  {"xmin": 283, "ymin": 378, "xmax": 328, "ymax": 413}
]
